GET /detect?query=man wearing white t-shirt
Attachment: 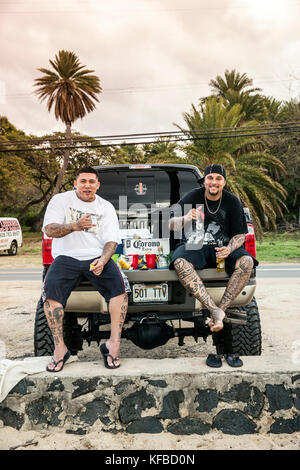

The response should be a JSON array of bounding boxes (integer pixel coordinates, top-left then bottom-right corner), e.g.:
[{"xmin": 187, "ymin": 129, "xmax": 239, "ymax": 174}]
[{"xmin": 42, "ymin": 167, "xmax": 130, "ymax": 372}]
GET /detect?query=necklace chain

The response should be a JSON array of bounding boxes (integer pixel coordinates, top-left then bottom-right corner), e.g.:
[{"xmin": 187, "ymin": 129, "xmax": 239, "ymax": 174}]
[{"xmin": 204, "ymin": 193, "xmax": 222, "ymax": 215}]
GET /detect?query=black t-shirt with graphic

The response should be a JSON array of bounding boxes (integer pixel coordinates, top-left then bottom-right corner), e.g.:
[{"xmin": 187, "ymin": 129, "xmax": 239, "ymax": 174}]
[{"xmin": 174, "ymin": 187, "xmax": 248, "ymax": 247}]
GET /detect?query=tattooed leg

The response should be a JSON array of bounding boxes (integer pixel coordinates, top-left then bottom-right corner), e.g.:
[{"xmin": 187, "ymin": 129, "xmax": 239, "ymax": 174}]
[
  {"xmin": 174, "ymin": 258, "xmax": 225, "ymax": 332},
  {"xmin": 44, "ymin": 299, "xmax": 68, "ymax": 371},
  {"xmin": 106, "ymin": 293, "xmax": 128, "ymax": 367},
  {"xmin": 219, "ymin": 255, "xmax": 254, "ymax": 312}
]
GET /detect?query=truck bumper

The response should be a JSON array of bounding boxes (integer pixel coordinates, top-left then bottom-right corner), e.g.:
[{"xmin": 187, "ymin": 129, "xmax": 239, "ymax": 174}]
[{"xmin": 64, "ymin": 268, "xmax": 256, "ymax": 314}]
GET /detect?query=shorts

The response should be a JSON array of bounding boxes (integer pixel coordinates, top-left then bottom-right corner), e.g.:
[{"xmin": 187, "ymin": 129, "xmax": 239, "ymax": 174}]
[
  {"xmin": 169, "ymin": 243, "xmax": 258, "ymax": 276},
  {"xmin": 42, "ymin": 255, "xmax": 131, "ymax": 307}
]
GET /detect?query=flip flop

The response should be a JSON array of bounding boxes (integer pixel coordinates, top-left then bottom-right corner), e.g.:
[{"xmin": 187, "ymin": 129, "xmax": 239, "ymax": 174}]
[
  {"xmin": 206, "ymin": 353, "xmax": 222, "ymax": 368},
  {"xmin": 224, "ymin": 354, "xmax": 243, "ymax": 367},
  {"xmin": 46, "ymin": 349, "xmax": 71, "ymax": 372},
  {"xmin": 100, "ymin": 343, "xmax": 120, "ymax": 369}
]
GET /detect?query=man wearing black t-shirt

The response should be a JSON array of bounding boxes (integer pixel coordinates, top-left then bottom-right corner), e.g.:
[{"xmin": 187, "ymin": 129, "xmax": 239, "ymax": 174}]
[{"xmin": 169, "ymin": 164, "xmax": 258, "ymax": 359}]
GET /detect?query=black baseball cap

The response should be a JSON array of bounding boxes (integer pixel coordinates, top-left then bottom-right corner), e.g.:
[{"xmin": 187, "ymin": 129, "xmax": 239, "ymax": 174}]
[{"xmin": 199, "ymin": 164, "xmax": 226, "ymax": 183}]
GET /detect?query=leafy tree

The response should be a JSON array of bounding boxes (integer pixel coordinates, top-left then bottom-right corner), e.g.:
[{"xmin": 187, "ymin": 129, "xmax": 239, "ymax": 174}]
[
  {"xmin": 0, "ymin": 118, "xmax": 105, "ymax": 229},
  {"xmin": 262, "ymin": 99, "xmax": 300, "ymax": 224},
  {"xmin": 0, "ymin": 117, "xmax": 39, "ymax": 218},
  {"xmin": 176, "ymin": 97, "xmax": 287, "ymax": 238},
  {"xmin": 101, "ymin": 138, "xmax": 181, "ymax": 165},
  {"xmin": 142, "ymin": 137, "xmax": 180, "ymax": 163},
  {"xmin": 34, "ymin": 50, "xmax": 101, "ymax": 195}
]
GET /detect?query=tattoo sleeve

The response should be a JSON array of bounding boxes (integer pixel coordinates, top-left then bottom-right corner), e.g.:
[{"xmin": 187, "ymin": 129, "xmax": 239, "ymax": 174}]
[
  {"xmin": 44, "ymin": 222, "xmax": 79, "ymax": 238},
  {"xmin": 173, "ymin": 258, "xmax": 221, "ymax": 317},
  {"xmin": 219, "ymin": 255, "xmax": 254, "ymax": 312},
  {"xmin": 227, "ymin": 234, "xmax": 246, "ymax": 254},
  {"xmin": 100, "ymin": 241, "xmax": 118, "ymax": 263}
]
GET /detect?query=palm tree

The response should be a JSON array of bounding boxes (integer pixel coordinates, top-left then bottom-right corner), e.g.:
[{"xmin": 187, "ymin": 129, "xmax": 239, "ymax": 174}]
[
  {"xmin": 207, "ymin": 69, "xmax": 266, "ymax": 122},
  {"xmin": 209, "ymin": 69, "xmax": 261, "ymax": 97},
  {"xmin": 142, "ymin": 137, "xmax": 181, "ymax": 163},
  {"xmin": 103, "ymin": 138, "xmax": 182, "ymax": 166},
  {"xmin": 176, "ymin": 97, "xmax": 287, "ymax": 238},
  {"xmin": 263, "ymin": 97, "xmax": 284, "ymax": 122},
  {"xmin": 34, "ymin": 50, "xmax": 101, "ymax": 194}
]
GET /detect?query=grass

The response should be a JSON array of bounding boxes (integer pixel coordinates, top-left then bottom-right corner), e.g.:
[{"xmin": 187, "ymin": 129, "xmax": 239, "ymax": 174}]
[
  {"xmin": 256, "ymin": 231, "xmax": 300, "ymax": 263},
  {"xmin": 20, "ymin": 232, "xmax": 42, "ymax": 255}
]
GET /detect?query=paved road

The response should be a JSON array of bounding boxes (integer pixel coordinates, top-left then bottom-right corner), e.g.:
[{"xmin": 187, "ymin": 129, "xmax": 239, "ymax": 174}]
[
  {"xmin": 0, "ymin": 267, "xmax": 42, "ymax": 281},
  {"xmin": 0, "ymin": 264, "xmax": 300, "ymax": 281},
  {"xmin": 256, "ymin": 264, "xmax": 300, "ymax": 278}
]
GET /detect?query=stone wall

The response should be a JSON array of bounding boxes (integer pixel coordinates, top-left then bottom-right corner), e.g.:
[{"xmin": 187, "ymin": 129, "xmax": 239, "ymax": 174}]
[{"xmin": 0, "ymin": 358, "xmax": 299, "ymax": 436}]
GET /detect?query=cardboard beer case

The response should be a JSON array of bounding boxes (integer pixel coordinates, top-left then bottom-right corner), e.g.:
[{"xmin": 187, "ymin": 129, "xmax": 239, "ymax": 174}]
[{"xmin": 124, "ymin": 238, "xmax": 169, "ymax": 255}]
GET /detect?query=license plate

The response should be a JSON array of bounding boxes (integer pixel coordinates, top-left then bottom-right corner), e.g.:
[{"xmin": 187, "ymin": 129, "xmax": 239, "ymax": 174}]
[{"xmin": 133, "ymin": 283, "xmax": 168, "ymax": 303}]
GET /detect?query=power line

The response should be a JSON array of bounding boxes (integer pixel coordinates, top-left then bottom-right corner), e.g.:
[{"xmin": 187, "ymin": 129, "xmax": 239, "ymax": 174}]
[
  {"xmin": 2, "ymin": 75, "xmax": 300, "ymax": 100},
  {"xmin": 1, "ymin": 121, "xmax": 299, "ymax": 148},
  {"xmin": 1, "ymin": 126, "xmax": 299, "ymax": 153}
]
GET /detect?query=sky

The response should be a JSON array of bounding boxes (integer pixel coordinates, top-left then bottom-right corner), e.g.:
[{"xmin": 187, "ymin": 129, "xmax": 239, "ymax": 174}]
[{"xmin": 1, "ymin": 0, "xmax": 300, "ymax": 139}]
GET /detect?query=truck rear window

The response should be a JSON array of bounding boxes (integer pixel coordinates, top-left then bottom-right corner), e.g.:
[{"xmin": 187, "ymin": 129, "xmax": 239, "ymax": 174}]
[{"xmin": 97, "ymin": 168, "xmax": 200, "ymax": 211}]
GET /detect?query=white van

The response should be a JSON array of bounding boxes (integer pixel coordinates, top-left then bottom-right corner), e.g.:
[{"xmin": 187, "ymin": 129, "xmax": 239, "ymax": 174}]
[{"xmin": 0, "ymin": 217, "xmax": 23, "ymax": 255}]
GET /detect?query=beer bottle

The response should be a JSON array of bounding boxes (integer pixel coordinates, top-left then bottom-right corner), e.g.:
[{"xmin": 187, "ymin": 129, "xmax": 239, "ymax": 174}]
[{"xmin": 216, "ymin": 240, "xmax": 225, "ymax": 272}]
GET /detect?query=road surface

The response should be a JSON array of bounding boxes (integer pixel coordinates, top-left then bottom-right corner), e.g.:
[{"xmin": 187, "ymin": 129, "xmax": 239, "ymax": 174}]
[{"xmin": 0, "ymin": 264, "xmax": 299, "ymax": 281}]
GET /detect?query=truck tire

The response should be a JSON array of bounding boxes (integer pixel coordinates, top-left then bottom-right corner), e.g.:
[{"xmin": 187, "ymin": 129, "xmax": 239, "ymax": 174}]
[
  {"xmin": 216, "ymin": 297, "xmax": 262, "ymax": 356},
  {"xmin": 34, "ymin": 297, "xmax": 54, "ymax": 356},
  {"xmin": 8, "ymin": 241, "xmax": 18, "ymax": 256}
]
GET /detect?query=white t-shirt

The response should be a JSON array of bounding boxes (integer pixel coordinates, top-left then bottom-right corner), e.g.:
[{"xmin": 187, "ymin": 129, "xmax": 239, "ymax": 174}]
[{"xmin": 42, "ymin": 191, "xmax": 121, "ymax": 260}]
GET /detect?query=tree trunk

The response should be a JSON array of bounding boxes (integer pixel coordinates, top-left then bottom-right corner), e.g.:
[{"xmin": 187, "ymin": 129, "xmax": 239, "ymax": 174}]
[{"xmin": 52, "ymin": 122, "xmax": 72, "ymax": 196}]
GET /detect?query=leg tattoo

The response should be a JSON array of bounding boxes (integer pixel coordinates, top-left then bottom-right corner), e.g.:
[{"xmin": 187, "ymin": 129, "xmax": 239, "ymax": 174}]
[
  {"xmin": 44, "ymin": 301, "xmax": 65, "ymax": 346},
  {"xmin": 219, "ymin": 255, "xmax": 254, "ymax": 312},
  {"xmin": 174, "ymin": 258, "xmax": 225, "ymax": 332},
  {"xmin": 44, "ymin": 300, "xmax": 68, "ymax": 371},
  {"xmin": 106, "ymin": 293, "xmax": 128, "ymax": 367}
]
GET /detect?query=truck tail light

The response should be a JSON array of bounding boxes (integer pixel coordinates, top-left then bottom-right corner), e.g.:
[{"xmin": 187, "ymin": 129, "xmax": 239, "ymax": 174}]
[
  {"xmin": 245, "ymin": 223, "xmax": 256, "ymax": 258},
  {"xmin": 42, "ymin": 233, "xmax": 53, "ymax": 266}
]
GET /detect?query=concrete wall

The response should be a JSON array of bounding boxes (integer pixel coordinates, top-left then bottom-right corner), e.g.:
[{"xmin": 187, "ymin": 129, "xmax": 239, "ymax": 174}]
[{"xmin": 1, "ymin": 356, "xmax": 299, "ymax": 436}]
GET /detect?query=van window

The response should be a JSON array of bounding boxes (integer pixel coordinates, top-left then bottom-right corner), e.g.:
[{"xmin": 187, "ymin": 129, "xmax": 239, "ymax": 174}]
[{"xmin": 0, "ymin": 219, "xmax": 20, "ymax": 231}]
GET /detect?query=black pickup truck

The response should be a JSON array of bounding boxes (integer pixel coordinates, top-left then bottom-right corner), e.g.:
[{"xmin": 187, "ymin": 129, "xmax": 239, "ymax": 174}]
[{"xmin": 34, "ymin": 164, "xmax": 261, "ymax": 358}]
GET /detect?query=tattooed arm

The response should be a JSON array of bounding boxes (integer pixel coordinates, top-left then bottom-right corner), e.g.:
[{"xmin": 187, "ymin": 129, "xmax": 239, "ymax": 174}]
[
  {"xmin": 98, "ymin": 241, "xmax": 118, "ymax": 264},
  {"xmin": 44, "ymin": 214, "xmax": 95, "ymax": 238},
  {"xmin": 215, "ymin": 234, "xmax": 246, "ymax": 259},
  {"xmin": 228, "ymin": 234, "xmax": 246, "ymax": 252},
  {"xmin": 90, "ymin": 241, "xmax": 118, "ymax": 276}
]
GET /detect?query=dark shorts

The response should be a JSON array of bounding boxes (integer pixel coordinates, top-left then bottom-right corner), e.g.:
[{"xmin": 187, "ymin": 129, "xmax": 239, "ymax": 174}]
[
  {"xmin": 42, "ymin": 255, "xmax": 131, "ymax": 307},
  {"xmin": 169, "ymin": 243, "xmax": 258, "ymax": 276}
]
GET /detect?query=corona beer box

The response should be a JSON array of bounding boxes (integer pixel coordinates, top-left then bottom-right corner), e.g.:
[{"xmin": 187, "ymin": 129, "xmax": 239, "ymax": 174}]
[{"xmin": 124, "ymin": 238, "xmax": 169, "ymax": 255}]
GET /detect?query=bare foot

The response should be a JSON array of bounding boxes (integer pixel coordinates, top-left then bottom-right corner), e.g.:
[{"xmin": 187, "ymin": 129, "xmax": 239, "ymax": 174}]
[
  {"xmin": 208, "ymin": 308, "xmax": 225, "ymax": 332},
  {"xmin": 105, "ymin": 340, "xmax": 121, "ymax": 367}
]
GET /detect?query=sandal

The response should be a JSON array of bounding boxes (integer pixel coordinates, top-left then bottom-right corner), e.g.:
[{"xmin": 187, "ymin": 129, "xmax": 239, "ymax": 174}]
[
  {"xmin": 206, "ymin": 353, "xmax": 222, "ymax": 368},
  {"xmin": 46, "ymin": 350, "xmax": 71, "ymax": 372},
  {"xmin": 224, "ymin": 354, "xmax": 243, "ymax": 367},
  {"xmin": 100, "ymin": 343, "xmax": 120, "ymax": 369}
]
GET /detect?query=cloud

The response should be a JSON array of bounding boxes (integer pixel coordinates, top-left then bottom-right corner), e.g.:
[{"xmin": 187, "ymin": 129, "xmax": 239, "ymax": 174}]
[{"xmin": 1, "ymin": 0, "xmax": 300, "ymax": 137}]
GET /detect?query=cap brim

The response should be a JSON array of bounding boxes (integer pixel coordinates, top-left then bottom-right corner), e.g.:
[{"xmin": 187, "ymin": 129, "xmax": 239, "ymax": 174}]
[{"xmin": 199, "ymin": 175, "xmax": 226, "ymax": 185}]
